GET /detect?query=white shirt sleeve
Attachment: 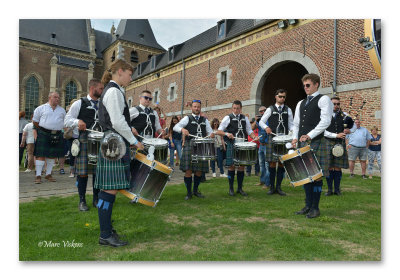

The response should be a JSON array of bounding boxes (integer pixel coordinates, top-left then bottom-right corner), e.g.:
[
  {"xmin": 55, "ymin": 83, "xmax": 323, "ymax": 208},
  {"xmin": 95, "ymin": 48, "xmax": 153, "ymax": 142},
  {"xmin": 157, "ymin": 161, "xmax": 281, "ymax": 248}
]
[
  {"xmin": 259, "ymin": 107, "xmax": 272, "ymax": 130},
  {"xmin": 218, "ymin": 115, "xmax": 231, "ymax": 131},
  {"xmin": 103, "ymin": 88, "xmax": 137, "ymax": 145},
  {"xmin": 64, "ymin": 99, "xmax": 82, "ymax": 128},
  {"xmin": 129, "ymin": 106, "xmax": 139, "ymax": 121},
  {"xmin": 308, "ymin": 95, "xmax": 334, "ymax": 139},
  {"xmin": 288, "ymin": 107, "xmax": 294, "ymax": 131},
  {"xmin": 292, "ymin": 100, "xmax": 302, "ymax": 140},
  {"xmin": 173, "ymin": 116, "xmax": 189, "ymax": 133},
  {"xmin": 324, "ymin": 130, "xmax": 337, "ymax": 139},
  {"xmin": 205, "ymin": 119, "xmax": 213, "ymax": 135}
]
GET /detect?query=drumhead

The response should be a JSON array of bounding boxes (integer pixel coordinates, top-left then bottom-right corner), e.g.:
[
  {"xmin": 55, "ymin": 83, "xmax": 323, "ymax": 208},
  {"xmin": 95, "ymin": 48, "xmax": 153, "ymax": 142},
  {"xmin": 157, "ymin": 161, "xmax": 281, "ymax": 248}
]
[
  {"xmin": 88, "ymin": 131, "xmax": 104, "ymax": 140},
  {"xmin": 193, "ymin": 138, "xmax": 214, "ymax": 143},
  {"xmin": 234, "ymin": 142, "xmax": 257, "ymax": 148},
  {"xmin": 272, "ymin": 134, "xmax": 292, "ymax": 143},
  {"xmin": 143, "ymin": 138, "xmax": 168, "ymax": 147}
]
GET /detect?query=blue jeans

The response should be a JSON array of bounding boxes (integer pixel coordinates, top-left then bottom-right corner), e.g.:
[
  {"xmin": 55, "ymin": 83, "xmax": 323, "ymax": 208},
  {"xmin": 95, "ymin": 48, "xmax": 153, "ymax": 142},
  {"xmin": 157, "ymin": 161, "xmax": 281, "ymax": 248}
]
[
  {"xmin": 211, "ymin": 147, "xmax": 225, "ymax": 174},
  {"xmin": 258, "ymin": 145, "xmax": 270, "ymax": 186},
  {"xmin": 169, "ymin": 139, "xmax": 182, "ymax": 166}
]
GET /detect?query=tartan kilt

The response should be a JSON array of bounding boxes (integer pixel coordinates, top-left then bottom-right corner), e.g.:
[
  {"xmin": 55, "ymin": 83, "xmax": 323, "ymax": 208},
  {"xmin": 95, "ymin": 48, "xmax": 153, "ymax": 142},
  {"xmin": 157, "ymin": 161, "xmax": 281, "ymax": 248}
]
[
  {"xmin": 34, "ymin": 130, "xmax": 64, "ymax": 158},
  {"xmin": 74, "ymin": 133, "xmax": 96, "ymax": 176},
  {"xmin": 225, "ymin": 140, "xmax": 234, "ymax": 166},
  {"xmin": 94, "ymin": 142, "xmax": 131, "ymax": 190},
  {"xmin": 180, "ymin": 140, "xmax": 209, "ymax": 173},
  {"xmin": 325, "ymin": 138, "xmax": 349, "ymax": 169},
  {"xmin": 299, "ymin": 137, "xmax": 330, "ymax": 177}
]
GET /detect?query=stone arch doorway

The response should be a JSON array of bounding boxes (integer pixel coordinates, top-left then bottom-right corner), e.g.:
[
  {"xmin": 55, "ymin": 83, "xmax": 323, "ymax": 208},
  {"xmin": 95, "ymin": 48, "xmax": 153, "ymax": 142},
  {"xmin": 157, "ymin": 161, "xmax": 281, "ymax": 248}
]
[{"xmin": 261, "ymin": 61, "xmax": 308, "ymax": 111}]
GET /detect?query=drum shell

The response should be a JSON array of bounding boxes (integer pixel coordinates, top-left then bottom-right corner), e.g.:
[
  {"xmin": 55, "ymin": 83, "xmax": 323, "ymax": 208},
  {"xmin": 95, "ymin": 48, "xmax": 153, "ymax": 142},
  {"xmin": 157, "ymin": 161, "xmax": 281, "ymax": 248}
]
[
  {"xmin": 191, "ymin": 138, "xmax": 216, "ymax": 161},
  {"xmin": 142, "ymin": 138, "xmax": 169, "ymax": 164},
  {"xmin": 87, "ymin": 132, "xmax": 104, "ymax": 164},
  {"xmin": 272, "ymin": 135, "xmax": 292, "ymax": 157},
  {"xmin": 233, "ymin": 142, "xmax": 257, "ymax": 165}
]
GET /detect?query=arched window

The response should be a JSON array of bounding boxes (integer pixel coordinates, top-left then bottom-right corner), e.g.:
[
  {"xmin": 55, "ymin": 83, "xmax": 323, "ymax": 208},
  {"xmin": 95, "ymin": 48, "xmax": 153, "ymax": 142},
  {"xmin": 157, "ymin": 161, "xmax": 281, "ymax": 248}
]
[
  {"xmin": 65, "ymin": 81, "xmax": 77, "ymax": 108},
  {"xmin": 131, "ymin": 51, "xmax": 138, "ymax": 63},
  {"xmin": 25, "ymin": 76, "xmax": 39, "ymax": 119}
]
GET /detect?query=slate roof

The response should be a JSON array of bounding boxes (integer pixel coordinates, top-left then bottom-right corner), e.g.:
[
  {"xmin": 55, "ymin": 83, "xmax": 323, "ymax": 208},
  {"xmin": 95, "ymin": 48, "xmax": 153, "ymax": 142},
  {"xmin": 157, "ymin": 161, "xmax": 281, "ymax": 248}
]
[
  {"xmin": 132, "ymin": 19, "xmax": 275, "ymax": 79},
  {"xmin": 94, "ymin": 29, "xmax": 112, "ymax": 59},
  {"xmin": 57, "ymin": 55, "xmax": 91, "ymax": 69},
  {"xmin": 19, "ymin": 19, "xmax": 91, "ymax": 53}
]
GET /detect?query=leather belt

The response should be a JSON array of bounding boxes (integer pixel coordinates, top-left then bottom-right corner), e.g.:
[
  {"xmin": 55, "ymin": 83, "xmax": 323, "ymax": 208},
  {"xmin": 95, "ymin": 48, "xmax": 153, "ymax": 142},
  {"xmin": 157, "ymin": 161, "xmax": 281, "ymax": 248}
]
[
  {"xmin": 40, "ymin": 126, "xmax": 61, "ymax": 134},
  {"xmin": 351, "ymin": 145, "xmax": 366, "ymax": 148}
]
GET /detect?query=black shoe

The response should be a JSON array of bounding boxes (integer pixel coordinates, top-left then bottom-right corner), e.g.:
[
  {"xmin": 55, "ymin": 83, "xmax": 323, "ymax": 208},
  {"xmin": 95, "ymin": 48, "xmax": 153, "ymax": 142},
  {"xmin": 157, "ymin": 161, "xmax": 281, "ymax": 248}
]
[
  {"xmin": 99, "ymin": 232, "xmax": 128, "ymax": 247},
  {"xmin": 306, "ymin": 209, "xmax": 320, "ymax": 219},
  {"xmin": 276, "ymin": 187, "xmax": 286, "ymax": 196},
  {"xmin": 295, "ymin": 207, "xmax": 310, "ymax": 215},
  {"xmin": 193, "ymin": 192, "xmax": 205, "ymax": 198},
  {"xmin": 229, "ymin": 188, "xmax": 235, "ymax": 196},
  {"xmin": 362, "ymin": 175, "xmax": 368, "ymax": 179},
  {"xmin": 185, "ymin": 194, "xmax": 192, "ymax": 200},
  {"xmin": 79, "ymin": 201, "xmax": 89, "ymax": 211},
  {"xmin": 267, "ymin": 188, "xmax": 276, "ymax": 195},
  {"xmin": 334, "ymin": 191, "xmax": 342, "ymax": 196},
  {"xmin": 325, "ymin": 191, "xmax": 333, "ymax": 196},
  {"xmin": 236, "ymin": 189, "xmax": 248, "ymax": 196}
]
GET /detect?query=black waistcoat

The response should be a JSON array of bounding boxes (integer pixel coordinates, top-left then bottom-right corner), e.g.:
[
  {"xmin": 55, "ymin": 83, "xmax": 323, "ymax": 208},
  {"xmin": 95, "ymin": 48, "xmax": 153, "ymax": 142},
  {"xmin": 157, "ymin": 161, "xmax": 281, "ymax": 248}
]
[
  {"xmin": 326, "ymin": 110, "xmax": 347, "ymax": 134},
  {"xmin": 77, "ymin": 97, "xmax": 97, "ymax": 132},
  {"xmin": 131, "ymin": 106, "xmax": 156, "ymax": 137},
  {"xmin": 298, "ymin": 94, "xmax": 323, "ymax": 140},
  {"xmin": 98, "ymin": 82, "xmax": 130, "ymax": 141},
  {"xmin": 186, "ymin": 115, "xmax": 207, "ymax": 140},
  {"xmin": 268, "ymin": 105, "xmax": 289, "ymax": 134},
  {"xmin": 225, "ymin": 113, "xmax": 248, "ymax": 141}
]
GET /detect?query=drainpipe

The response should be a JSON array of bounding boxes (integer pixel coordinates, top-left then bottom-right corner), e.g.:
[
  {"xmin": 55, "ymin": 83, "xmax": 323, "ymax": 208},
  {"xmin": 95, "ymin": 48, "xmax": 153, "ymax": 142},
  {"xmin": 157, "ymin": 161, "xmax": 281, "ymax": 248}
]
[
  {"xmin": 333, "ymin": 19, "xmax": 338, "ymax": 95},
  {"xmin": 180, "ymin": 59, "xmax": 186, "ymax": 117}
]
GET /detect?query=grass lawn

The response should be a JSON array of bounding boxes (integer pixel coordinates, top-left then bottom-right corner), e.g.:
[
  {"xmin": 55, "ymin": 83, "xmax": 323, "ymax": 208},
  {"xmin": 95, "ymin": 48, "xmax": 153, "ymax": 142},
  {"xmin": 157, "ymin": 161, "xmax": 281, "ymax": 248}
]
[{"xmin": 19, "ymin": 175, "xmax": 381, "ymax": 261}]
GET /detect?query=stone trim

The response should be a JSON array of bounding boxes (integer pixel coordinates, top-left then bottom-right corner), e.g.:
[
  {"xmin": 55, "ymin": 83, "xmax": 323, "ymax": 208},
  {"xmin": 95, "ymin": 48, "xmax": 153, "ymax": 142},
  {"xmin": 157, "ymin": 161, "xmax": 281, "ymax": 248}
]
[
  {"xmin": 167, "ymin": 82, "xmax": 178, "ymax": 102},
  {"xmin": 216, "ymin": 66, "xmax": 232, "ymax": 90}
]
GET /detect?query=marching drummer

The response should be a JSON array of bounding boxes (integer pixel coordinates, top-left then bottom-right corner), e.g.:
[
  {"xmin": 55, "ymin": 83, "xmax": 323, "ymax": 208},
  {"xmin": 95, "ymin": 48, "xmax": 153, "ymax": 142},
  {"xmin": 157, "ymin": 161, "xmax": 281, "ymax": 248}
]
[
  {"xmin": 323, "ymin": 96, "xmax": 353, "ymax": 196},
  {"xmin": 64, "ymin": 78, "xmax": 104, "ymax": 211},
  {"xmin": 216, "ymin": 100, "xmax": 259, "ymax": 197},
  {"xmin": 130, "ymin": 90, "xmax": 165, "ymax": 139},
  {"xmin": 95, "ymin": 59, "xmax": 144, "ymax": 247},
  {"xmin": 291, "ymin": 73, "xmax": 333, "ymax": 219},
  {"xmin": 173, "ymin": 100, "xmax": 214, "ymax": 200},
  {"xmin": 259, "ymin": 89, "xmax": 294, "ymax": 196}
]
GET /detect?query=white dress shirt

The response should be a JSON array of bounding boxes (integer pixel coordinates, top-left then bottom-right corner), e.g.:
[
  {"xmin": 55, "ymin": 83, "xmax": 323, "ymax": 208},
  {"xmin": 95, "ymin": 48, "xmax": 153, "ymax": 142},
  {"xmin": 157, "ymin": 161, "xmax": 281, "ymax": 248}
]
[
  {"xmin": 218, "ymin": 114, "xmax": 254, "ymax": 136},
  {"xmin": 22, "ymin": 122, "xmax": 35, "ymax": 144},
  {"xmin": 33, "ymin": 103, "xmax": 66, "ymax": 131},
  {"xmin": 173, "ymin": 114, "xmax": 213, "ymax": 136},
  {"xmin": 64, "ymin": 95, "xmax": 99, "ymax": 136},
  {"xmin": 102, "ymin": 80, "xmax": 138, "ymax": 145},
  {"xmin": 292, "ymin": 91, "xmax": 333, "ymax": 140},
  {"xmin": 259, "ymin": 103, "xmax": 294, "ymax": 131},
  {"xmin": 129, "ymin": 104, "xmax": 162, "ymax": 132}
]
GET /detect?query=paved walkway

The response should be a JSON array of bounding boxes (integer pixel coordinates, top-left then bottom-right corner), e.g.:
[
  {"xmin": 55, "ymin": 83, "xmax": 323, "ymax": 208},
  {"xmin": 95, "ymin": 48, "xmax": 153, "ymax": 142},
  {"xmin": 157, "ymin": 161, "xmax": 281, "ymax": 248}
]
[{"xmin": 19, "ymin": 162, "xmax": 380, "ymax": 203}]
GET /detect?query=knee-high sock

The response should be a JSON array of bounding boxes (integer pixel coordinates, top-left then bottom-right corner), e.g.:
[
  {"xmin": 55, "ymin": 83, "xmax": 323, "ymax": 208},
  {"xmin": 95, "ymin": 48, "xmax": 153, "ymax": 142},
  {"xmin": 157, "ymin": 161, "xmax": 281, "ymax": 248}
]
[
  {"xmin": 228, "ymin": 170, "xmax": 235, "ymax": 190},
  {"xmin": 97, "ymin": 191, "xmax": 115, "ymax": 239},
  {"xmin": 312, "ymin": 180, "xmax": 323, "ymax": 210},
  {"xmin": 276, "ymin": 167, "xmax": 285, "ymax": 187},
  {"xmin": 304, "ymin": 183, "xmax": 313, "ymax": 209},
  {"xmin": 269, "ymin": 167, "xmax": 277, "ymax": 188},
  {"xmin": 326, "ymin": 170, "xmax": 334, "ymax": 191},
  {"xmin": 92, "ymin": 173, "xmax": 99, "ymax": 201},
  {"xmin": 333, "ymin": 170, "xmax": 342, "ymax": 193},
  {"xmin": 35, "ymin": 160, "xmax": 45, "ymax": 177},
  {"xmin": 45, "ymin": 158, "xmax": 55, "ymax": 175},
  {"xmin": 193, "ymin": 175, "xmax": 202, "ymax": 193},
  {"xmin": 77, "ymin": 175, "xmax": 88, "ymax": 202},
  {"xmin": 236, "ymin": 171, "xmax": 244, "ymax": 190},
  {"xmin": 184, "ymin": 176, "xmax": 192, "ymax": 195}
]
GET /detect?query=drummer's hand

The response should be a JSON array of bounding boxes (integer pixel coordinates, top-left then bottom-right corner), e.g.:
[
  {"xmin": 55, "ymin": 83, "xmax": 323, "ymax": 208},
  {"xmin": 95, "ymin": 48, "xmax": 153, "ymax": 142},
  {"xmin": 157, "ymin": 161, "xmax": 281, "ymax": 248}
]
[
  {"xmin": 78, "ymin": 120, "xmax": 87, "ymax": 131},
  {"xmin": 181, "ymin": 128, "xmax": 189, "ymax": 136},
  {"xmin": 226, "ymin": 133, "xmax": 234, "ymax": 140},
  {"xmin": 336, "ymin": 132, "xmax": 346, "ymax": 139},
  {"xmin": 133, "ymin": 141, "xmax": 144, "ymax": 151},
  {"xmin": 265, "ymin": 127, "xmax": 272, "ymax": 134},
  {"xmin": 291, "ymin": 139, "xmax": 298, "ymax": 148},
  {"xmin": 210, "ymin": 133, "xmax": 215, "ymax": 138},
  {"xmin": 299, "ymin": 135, "xmax": 311, "ymax": 142},
  {"xmin": 131, "ymin": 127, "xmax": 139, "ymax": 136}
]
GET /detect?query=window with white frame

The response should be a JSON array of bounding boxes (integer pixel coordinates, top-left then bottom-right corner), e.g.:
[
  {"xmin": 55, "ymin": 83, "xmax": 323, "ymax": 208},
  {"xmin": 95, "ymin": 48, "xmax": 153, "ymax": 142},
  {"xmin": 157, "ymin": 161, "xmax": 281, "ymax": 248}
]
[
  {"xmin": 216, "ymin": 66, "xmax": 232, "ymax": 90},
  {"xmin": 167, "ymin": 82, "xmax": 178, "ymax": 102},
  {"xmin": 153, "ymin": 89, "xmax": 160, "ymax": 104}
]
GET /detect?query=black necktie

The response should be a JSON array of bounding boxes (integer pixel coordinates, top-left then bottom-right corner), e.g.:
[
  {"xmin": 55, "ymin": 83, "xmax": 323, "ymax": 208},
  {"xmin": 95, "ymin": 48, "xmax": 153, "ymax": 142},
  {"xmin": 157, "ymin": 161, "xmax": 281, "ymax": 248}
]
[
  {"xmin": 145, "ymin": 107, "xmax": 150, "ymax": 114},
  {"xmin": 278, "ymin": 106, "xmax": 282, "ymax": 113},
  {"xmin": 92, "ymin": 100, "xmax": 98, "ymax": 110},
  {"xmin": 195, "ymin": 115, "xmax": 199, "ymax": 121}
]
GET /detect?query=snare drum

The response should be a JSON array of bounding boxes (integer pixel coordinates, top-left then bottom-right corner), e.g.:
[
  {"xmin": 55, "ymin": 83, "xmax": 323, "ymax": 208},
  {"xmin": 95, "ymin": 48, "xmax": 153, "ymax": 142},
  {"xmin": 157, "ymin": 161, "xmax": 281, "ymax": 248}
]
[
  {"xmin": 87, "ymin": 131, "xmax": 104, "ymax": 165},
  {"xmin": 272, "ymin": 134, "xmax": 293, "ymax": 157},
  {"xmin": 142, "ymin": 138, "xmax": 169, "ymax": 164},
  {"xmin": 191, "ymin": 138, "xmax": 216, "ymax": 161},
  {"xmin": 279, "ymin": 145, "xmax": 323, "ymax": 187},
  {"xmin": 233, "ymin": 142, "xmax": 257, "ymax": 165},
  {"xmin": 119, "ymin": 152, "xmax": 173, "ymax": 207}
]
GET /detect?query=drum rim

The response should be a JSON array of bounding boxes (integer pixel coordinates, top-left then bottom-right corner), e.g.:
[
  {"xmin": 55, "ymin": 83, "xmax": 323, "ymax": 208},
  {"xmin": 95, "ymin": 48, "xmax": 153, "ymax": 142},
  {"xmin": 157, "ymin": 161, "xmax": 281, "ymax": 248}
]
[
  {"xmin": 135, "ymin": 151, "xmax": 172, "ymax": 175},
  {"xmin": 234, "ymin": 142, "xmax": 257, "ymax": 147},
  {"xmin": 280, "ymin": 145, "xmax": 311, "ymax": 161},
  {"xmin": 142, "ymin": 138, "xmax": 168, "ymax": 145}
]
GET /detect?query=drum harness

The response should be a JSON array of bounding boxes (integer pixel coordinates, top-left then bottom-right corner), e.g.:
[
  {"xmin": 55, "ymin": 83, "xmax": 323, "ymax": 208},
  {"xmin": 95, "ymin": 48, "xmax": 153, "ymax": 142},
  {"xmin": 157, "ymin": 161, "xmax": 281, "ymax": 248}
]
[
  {"xmin": 142, "ymin": 110, "xmax": 154, "ymax": 139},
  {"xmin": 190, "ymin": 118, "xmax": 206, "ymax": 163}
]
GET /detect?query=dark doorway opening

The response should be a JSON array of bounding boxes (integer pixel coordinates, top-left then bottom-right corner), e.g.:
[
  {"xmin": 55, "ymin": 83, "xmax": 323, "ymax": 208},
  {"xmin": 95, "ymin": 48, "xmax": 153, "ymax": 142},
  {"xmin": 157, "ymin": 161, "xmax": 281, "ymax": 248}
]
[{"xmin": 261, "ymin": 61, "xmax": 308, "ymax": 112}]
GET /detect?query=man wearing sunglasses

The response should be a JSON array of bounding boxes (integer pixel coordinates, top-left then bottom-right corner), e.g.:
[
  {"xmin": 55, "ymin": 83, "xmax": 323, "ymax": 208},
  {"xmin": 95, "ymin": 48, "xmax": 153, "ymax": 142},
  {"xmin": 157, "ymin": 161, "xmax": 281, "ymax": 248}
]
[
  {"xmin": 129, "ymin": 90, "xmax": 165, "ymax": 139},
  {"xmin": 173, "ymin": 100, "xmax": 214, "ymax": 200},
  {"xmin": 323, "ymin": 96, "xmax": 353, "ymax": 196},
  {"xmin": 259, "ymin": 89, "xmax": 294, "ymax": 196},
  {"xmin": 291, "ymin": 73, "xmax": 333, "ymax": 219}
]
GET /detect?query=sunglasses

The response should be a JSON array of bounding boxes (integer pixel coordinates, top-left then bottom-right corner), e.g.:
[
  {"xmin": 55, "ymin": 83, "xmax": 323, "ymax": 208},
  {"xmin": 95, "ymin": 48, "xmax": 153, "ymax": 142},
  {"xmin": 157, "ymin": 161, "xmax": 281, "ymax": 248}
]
[
  {"xmin": 192, "ymin": 99, "xmax": 201, "ymax": 104},
  {"xmin": 259, "ymin": 109, "xmax": 266, "ymax": 112},
  {"xmin": 303, "ymin": 84, "xmax": 311, "ymax": 88},
  {"xmin": 333, "ymin": 103, "xmax": 340, "ymax": 105},
  {"xmin": 141, "ymin": 96, "xmax": 153, "ymax": 101},
  {"xmin": 277, "ymin": 95, "xmax": 286, "ymax": 99}
]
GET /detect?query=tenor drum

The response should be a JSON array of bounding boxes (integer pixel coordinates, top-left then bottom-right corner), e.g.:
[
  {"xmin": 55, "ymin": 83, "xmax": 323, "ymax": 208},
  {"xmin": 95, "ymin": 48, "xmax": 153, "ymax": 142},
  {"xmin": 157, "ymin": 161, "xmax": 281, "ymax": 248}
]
[
  {"xmin": 279, "ymin": 145, "xmax": 323, "ymax": 187},
  {"xmin": 142, "ymin": 138, "xmax": 169, "ymax": 164},
  {"xmin": 87, "ymin": 131, "xmax": 104, "ymax": 164},
  {"xmin": 233, "ymin": 142, "xmax": 257, "ymax": 166},
  {"xmin": 272, "ymin": 134, "xmax": 293, "ymax": 157},
  {"xmin": 119, "ymin": 152, "xmax": 173, "ymax": 207},
  {"xmin": 191, "ymin": 138, "xmax": 216, "ymax": 161}
]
